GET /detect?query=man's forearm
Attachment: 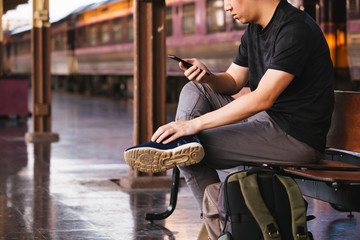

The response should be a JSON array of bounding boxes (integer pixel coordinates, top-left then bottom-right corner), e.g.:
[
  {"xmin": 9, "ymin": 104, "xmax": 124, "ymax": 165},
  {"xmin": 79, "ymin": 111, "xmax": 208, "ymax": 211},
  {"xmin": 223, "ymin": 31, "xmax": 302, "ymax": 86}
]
[
  {"xmin": 206, "ymin": 72, "xmax": 244, "ymax": 95},
  {"xmin": 191, "ymin": 90, "xmax": 267, "ymax": 131}
]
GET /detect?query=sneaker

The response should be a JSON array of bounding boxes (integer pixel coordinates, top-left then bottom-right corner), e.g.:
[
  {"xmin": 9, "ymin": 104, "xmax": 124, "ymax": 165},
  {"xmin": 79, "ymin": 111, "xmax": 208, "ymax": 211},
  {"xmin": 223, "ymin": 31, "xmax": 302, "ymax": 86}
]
[{"xmin": 124, "ymin": 135, "xmax": 205, "ymax": 173}]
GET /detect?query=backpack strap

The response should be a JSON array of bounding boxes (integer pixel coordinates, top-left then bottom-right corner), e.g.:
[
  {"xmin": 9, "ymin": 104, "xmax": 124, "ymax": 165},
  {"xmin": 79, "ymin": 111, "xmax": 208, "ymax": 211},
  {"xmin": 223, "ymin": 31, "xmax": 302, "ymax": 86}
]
[
  {"xmin": 275, "ymin": 174, "xmax": 311, "ymax": 240},
  {"xmin": 239, "ymin": 174, "xmax": 281, "ymax": 240}
]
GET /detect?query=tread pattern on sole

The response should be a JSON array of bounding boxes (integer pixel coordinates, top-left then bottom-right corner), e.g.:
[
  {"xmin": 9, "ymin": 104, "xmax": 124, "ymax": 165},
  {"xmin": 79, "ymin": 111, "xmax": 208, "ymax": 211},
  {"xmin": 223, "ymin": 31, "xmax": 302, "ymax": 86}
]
[{"xmin": 124, "ymin": 144, "xmax": 205, "ymax": 173}]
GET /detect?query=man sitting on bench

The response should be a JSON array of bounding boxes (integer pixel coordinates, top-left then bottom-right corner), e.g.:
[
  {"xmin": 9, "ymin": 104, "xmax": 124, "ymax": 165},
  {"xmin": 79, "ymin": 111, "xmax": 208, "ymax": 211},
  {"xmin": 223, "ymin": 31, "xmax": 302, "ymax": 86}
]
[{"xmin": 124, "ymin": 0, "xmax": 334, "ymax": 210}]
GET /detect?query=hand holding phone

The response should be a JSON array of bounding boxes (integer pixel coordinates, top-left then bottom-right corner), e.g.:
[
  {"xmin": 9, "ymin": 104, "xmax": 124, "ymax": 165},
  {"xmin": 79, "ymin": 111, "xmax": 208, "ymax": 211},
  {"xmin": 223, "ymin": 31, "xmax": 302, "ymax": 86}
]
[{"xmin": 168, "ymin": 55, "xmax": 210, "ymax": 76}]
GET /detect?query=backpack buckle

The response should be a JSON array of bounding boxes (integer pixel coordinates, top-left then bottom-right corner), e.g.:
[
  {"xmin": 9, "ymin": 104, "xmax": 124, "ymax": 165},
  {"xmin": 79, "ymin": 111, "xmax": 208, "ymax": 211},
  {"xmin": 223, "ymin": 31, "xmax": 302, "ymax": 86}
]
[
  {"xmin": 267, "ymin": 223, "xmax": 280, "ymax": 239},
  {"xmin": 297, "ymin": 226, "xmax": 308, "ymax": 240},
  {"xmin": 268, "ymin": 230, "xmax": 280, "ymax": 239},
  {"xmin": 297, "ymin": 233, "xmax": 308, "ymax": 240}
]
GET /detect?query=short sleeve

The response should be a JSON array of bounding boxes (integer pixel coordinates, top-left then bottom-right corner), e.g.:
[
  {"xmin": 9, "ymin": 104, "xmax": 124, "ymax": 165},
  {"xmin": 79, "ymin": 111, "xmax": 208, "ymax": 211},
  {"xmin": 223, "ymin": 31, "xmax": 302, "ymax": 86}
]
[
  {"xmin": 269, "ymin": 22, "xmax": 313, "ymax": 77},
  {"xmin": 233, "ymin": 28, "xmax": 249, "ymax": 67}
]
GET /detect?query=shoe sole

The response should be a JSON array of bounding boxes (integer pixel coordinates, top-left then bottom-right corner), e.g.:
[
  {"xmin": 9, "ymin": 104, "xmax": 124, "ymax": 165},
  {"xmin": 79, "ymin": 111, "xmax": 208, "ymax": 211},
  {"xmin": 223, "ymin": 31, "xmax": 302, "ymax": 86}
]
[{"xmin": 124, "ymin": 142, "xmax": 205, "ymax": 173}]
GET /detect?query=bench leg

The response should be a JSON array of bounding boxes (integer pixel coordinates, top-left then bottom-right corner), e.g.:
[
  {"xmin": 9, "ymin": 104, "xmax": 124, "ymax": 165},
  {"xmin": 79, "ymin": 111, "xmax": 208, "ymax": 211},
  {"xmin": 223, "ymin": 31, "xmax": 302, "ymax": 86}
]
[{"xmin": 145, "ymin": 167, "xmax": 180, "ymax": 221}]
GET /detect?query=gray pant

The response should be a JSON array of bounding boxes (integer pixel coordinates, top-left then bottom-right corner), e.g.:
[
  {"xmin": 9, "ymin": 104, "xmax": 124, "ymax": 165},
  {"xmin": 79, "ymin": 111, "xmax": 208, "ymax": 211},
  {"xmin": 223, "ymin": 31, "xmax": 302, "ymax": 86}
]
[{"xmin": 175, "ymin": 82, "xmax": 322, "ymax": 209}]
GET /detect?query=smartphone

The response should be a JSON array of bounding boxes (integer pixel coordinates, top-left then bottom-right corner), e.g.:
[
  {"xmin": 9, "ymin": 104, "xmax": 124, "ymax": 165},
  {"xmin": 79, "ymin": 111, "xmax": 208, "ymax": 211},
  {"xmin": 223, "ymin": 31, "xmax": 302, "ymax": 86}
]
[{"xmin": 168, "ymin": 55, "xmax": 210, "ymax": 75}]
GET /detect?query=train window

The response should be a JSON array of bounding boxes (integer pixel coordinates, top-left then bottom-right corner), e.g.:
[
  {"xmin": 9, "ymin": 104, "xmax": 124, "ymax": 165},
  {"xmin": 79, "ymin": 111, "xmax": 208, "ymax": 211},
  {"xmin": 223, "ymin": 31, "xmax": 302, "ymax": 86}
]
[
  {"xmin": 60, "ymin": 32, "xmax": 66, "ymax": 50},
  {"xmin": 16, "ymin": 41, "xmax": 20, "ymax": 55},
  {"xmin": 349, "ymin": 0, "xmax": 357, "ymax": 9},
  {"xmin": 101, "ymin": 22, "xmax": 110, "ymax": 44},
  {"xmin": 113, "ymin": 18, "xmax": 123, "ymax": 43},
  {"xmin": 14, "ymin": 42, "xmax": 18, "ymax": 56},
  {"xmin": 54, "ymin": 33, "xmax": 60, "ymax": 51},
  {"xmin": 348, "ymin": 0, "xmax": 360, "ymax": 20},
  {"xmin": 182, "ymin": 3, "xmax": 196, "ymax": 35},
  {"xmin": 19, "ymin": 41, "xmax": 23, "ymax": 54},
  {"xmin": 51, "ymin": 36, "xmax": 56, "ymax": 51},
  {"xmin": 56, "ymin": 33, "xmax": 61, "ymax": 50},
  {"xmin": 20, "ymin": 40, "xmax": 28, "ymax": 54},
  {"xmin": 165, "ymin": 7, "xmax": 173, "ymax": 36},
  {"xmin": 76, "ymin": 27, "xmax": 86, "ymax": 48},
  {"xmin": 207, "ymin": 0, "xmax": 225, "ymax": 33},
  {"xmin": 127, "ymin": 16, "xmax": 134, "ymax": 42},
  {"xmin": 90, "ymin": 24, "xmax": 98, "ymax": 46},
  {"xmin": 24, "ymin": 41, "xmax": 29, "ymax": 54}
]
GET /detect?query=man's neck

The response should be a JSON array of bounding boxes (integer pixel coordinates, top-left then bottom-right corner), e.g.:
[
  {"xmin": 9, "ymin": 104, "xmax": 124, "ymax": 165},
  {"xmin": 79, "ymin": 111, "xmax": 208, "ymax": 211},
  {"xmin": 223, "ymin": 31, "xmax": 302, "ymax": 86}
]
[{"xmin": 256, "ymin": 0, "xmax": 281, "ymax": 29}]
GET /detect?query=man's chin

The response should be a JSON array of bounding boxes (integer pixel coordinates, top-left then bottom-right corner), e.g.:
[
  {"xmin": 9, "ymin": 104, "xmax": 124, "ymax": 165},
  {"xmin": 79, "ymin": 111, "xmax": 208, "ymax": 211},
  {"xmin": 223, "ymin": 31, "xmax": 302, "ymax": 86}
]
[{"xmin": 236, "ymin": 18, "xmax": 249, "ymax": 24}]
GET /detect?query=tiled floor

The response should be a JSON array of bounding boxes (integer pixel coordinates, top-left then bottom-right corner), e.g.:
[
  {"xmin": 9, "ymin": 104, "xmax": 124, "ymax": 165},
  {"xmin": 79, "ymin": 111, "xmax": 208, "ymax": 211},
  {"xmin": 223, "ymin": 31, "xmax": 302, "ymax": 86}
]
[{"xmin": 0, "ymin": 92, "xmax": 359, "ymax": 240}]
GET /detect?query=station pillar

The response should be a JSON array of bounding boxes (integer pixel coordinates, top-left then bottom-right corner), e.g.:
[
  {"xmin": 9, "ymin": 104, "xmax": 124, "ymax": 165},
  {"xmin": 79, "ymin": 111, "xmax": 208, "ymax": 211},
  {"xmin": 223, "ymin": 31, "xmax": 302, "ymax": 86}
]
[
  {"xmin": 25, "ymin": 0, "xmax": 59, "ymax": 142},
  {"xmin": 120, "ymin": 0, "xmax": 171, "ymax": 189}
]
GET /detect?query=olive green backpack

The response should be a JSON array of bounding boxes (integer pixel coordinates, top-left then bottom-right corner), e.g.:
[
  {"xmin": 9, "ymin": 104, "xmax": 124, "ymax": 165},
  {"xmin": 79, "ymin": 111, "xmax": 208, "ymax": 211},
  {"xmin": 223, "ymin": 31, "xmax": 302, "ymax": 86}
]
[{"xmin": 201, "ymin": 168, "xmax": 314, "ymax": 240}]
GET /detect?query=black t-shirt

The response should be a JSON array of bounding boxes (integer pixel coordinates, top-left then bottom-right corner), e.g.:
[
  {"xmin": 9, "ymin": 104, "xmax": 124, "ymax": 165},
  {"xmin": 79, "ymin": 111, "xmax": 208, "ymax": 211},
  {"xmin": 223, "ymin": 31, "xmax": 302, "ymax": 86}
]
[{"xmin": 233, "ymin": 0, "xmax": 334, "ymax": 152}]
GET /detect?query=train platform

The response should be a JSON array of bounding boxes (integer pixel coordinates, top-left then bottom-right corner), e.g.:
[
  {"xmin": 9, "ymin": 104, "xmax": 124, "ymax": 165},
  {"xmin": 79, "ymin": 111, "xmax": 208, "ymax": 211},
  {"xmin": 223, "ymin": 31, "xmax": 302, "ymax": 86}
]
[{"xmin": 0, "ymin": 92, "xmax": 360, "ymax": 240}]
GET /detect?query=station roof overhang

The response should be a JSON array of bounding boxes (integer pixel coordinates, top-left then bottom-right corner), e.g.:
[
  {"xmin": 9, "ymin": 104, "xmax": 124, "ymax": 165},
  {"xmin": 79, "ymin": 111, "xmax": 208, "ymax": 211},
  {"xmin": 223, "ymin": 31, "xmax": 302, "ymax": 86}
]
[{"xmin": 3, "ymin": 0, "xmax": 29, "ymax": 14}]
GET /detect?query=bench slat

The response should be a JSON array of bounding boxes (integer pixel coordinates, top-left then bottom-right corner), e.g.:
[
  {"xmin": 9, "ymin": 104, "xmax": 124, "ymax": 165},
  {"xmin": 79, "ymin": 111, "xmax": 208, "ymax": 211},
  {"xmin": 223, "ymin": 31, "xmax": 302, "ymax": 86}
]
[
  {"xmin": 244, "ymin": 159, "xmax": 360, "ymax": 171},
  {"xmin": 285, "ymin": 169, "xmax": 360, "ymax": 182},
  {"xmin": 278, "ymin": 159, "xmax": 360, "ymax": 170}
]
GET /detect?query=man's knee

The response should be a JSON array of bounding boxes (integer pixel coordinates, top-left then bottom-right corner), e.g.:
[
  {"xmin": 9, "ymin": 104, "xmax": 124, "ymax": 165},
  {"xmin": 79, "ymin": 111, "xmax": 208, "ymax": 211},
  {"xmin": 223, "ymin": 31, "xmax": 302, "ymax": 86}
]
[{"xmin": 180, "ymin": 81, "xmax": 206, "ymax": 97}]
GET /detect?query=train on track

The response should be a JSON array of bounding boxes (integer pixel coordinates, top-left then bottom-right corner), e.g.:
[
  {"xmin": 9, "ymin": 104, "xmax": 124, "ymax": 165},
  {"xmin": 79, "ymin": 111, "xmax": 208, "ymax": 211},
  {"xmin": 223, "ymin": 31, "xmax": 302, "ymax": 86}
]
[{"xmin": 3, "ymin": 0, "xmax": 360, "ymax": 102}]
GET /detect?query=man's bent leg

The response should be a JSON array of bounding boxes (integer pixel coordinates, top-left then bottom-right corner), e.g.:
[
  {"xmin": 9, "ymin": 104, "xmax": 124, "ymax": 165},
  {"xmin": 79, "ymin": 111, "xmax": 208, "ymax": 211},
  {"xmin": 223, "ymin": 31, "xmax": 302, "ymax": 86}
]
[
  {"xmin": 175, "ymin": 81, "xmax": 234, "ymax": 209},
  {"xmin": 180, "ymin": 111, "xmax": 322, "ymax": 208},
  {"xmin": 124, "ymin": 82, "xmax": 233, "ymax": 174},
  {"xmin": 175, "ymin": 81, "xmax": 234, "ymax": 121},
  {"xmin": 199, "ymin": 111, "xmax": 322, "ymax": 169}
]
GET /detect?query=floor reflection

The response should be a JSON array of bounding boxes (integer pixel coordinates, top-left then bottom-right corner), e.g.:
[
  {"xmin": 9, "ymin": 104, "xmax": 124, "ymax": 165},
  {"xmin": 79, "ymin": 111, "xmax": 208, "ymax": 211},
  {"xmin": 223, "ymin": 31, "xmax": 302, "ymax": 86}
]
[
  {"xmin": 327, "ymin": 217, "xmax": 358, "ymax": 239},
  {"xmin": 32, "ymin": 143, "xmax": 53, "ymax": 239},
  {"xmin": 0, "ymin": 118, "xmax": 37, "ymax": 239},
  {"xmin": 130, "ymin": 191, "xmax": 175, "ymax": 240}
]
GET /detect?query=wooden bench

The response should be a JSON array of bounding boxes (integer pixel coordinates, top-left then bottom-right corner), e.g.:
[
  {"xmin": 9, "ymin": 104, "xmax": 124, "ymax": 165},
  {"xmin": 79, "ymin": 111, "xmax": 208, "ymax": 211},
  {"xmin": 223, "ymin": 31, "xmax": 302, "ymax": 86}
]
[
  {"xmin": 145, "ymin": 90, "xmax": 360, "ymax": 221},
  {"xmin": 285, "ymin": 91, "xmax": 360, "ymax": 213}
]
